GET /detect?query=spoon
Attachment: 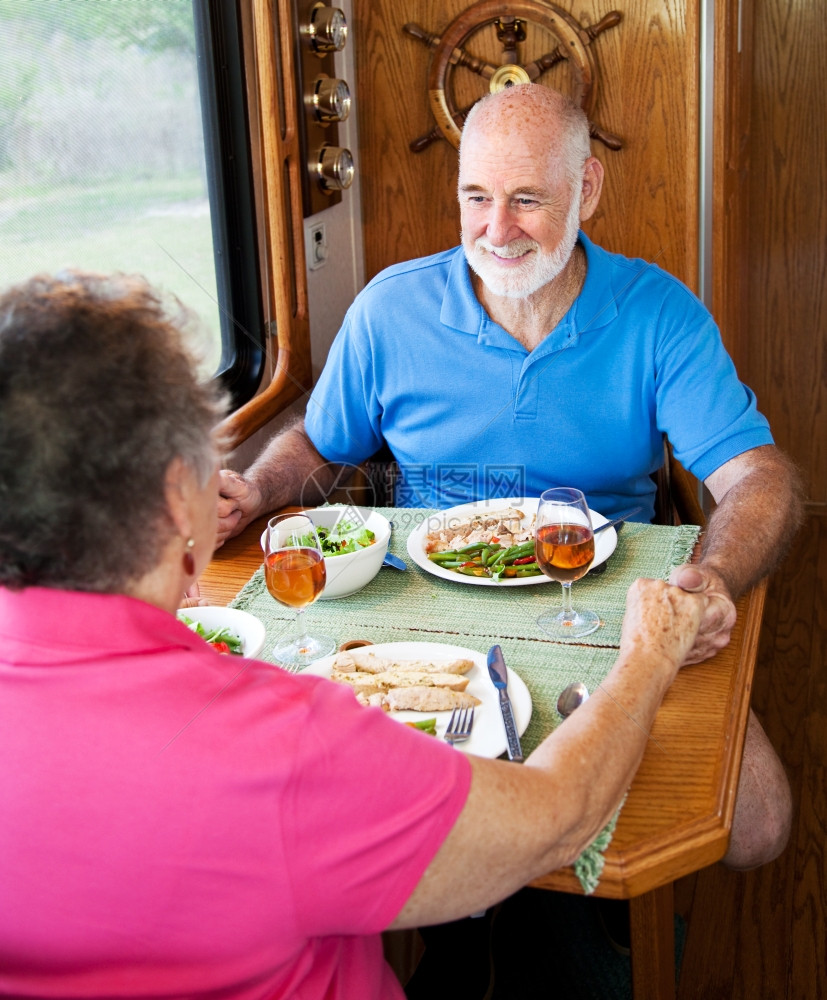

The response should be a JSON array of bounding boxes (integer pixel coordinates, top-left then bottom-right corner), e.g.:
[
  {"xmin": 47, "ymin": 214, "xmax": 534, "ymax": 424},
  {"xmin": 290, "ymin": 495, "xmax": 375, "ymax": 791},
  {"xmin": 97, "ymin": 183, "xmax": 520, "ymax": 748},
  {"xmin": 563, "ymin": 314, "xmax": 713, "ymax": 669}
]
[
  {"xmin": 383, "ymin": 551, "xmax": 407, "ymax": 571},
  {"xmin": 556, "ymin": 681, "xmax": 589, "ymax": 719},
  {"xmin": 382, "ymin": 521, "xmax": 407, "ymax": 571}
]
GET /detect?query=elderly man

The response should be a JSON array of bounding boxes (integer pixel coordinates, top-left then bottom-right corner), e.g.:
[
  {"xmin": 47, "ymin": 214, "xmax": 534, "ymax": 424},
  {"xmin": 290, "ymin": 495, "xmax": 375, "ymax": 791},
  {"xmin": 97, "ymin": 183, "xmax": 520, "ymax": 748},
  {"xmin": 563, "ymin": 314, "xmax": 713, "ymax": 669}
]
[{"xmin": 218, "ymin": 84, "xmax": 800, "ymax": 871}]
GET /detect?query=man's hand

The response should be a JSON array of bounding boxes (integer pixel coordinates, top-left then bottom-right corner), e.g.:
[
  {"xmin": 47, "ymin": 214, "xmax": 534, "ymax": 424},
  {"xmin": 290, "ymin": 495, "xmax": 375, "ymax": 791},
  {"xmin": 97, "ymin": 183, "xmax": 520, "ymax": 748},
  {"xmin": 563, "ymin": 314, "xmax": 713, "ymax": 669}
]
[
  {"xmin": 620, "ymin": 578, "xmax": 707, "ymax": 671},
  {"xmin": 216, "ymin": 470, "xmax": 264, "ymax": 547},
  {"xmin": 668, "ymin": 564, "xmax": 737, "ymax": 664}
]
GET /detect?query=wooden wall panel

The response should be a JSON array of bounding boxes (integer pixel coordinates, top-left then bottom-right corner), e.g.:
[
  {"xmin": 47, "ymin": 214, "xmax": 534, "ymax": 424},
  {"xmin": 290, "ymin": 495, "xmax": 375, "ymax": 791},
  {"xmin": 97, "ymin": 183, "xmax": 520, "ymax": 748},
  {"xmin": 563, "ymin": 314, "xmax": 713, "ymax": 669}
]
[
  {"xmin": 710, "ymin": 0, "xmax": 753, "ymax": 366},
  {"xmin": 746, "ymin": 0, "xmax": 826, "ymax": 505},
  {"xmin": 580, "ymin": 1, "xmax": 698, "ymax": 287},
  {"xmin": 353, "ymin": 0, "xmax": 461, "ymax": 268},
  {"xmin": 354, "ymin": 0, "xmax": 699, "ymax": 288}
]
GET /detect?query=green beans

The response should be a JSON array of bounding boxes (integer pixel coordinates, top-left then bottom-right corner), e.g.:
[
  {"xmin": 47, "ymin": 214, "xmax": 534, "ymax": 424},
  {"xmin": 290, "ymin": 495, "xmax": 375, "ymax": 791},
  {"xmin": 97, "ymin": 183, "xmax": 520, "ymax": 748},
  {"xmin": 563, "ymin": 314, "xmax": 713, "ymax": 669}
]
[
  {"xmin": 428, "ymin": 552, "xmax": 463, "ymax": 564},
  {"xmin": 405, "ymin": 717, "xmax": 437, "ymax": 735},
  {"xmin": 427, "ymin": 538, "xmax": 540, "ymax": 581},
  {"xmin": 503, "ymin": 564, "xmax": 543, "ymax": 577},
  {"xmin": 488, "ymin": 540, "xmax": 535, "ymax": 566},
  {"xmin": 484, "ymin": 547, "xmax": 504, "ymax": 567},
  {"xmin": 504, "ymin": 540, "xmax": 535, "ymax": 560},
  {"xmin": 457, "ymin": 565, "xmax": 488, "ymax": 577}
]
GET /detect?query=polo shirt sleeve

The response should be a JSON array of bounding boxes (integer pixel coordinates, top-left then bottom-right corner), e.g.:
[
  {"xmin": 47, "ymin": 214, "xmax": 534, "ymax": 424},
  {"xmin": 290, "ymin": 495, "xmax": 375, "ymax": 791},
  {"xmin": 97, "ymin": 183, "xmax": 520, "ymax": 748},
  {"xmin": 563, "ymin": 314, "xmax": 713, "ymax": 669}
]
[
  {"xmin": 305, "ymin": 308, "xmax": 385, "ymax": 466},
  {"xmin": 652, "ymin": 290, "xmax": 774, "ymax": 482},
  {"xmin": 281, "ymin": 675, "xmax": 472, "ymax": 937}
]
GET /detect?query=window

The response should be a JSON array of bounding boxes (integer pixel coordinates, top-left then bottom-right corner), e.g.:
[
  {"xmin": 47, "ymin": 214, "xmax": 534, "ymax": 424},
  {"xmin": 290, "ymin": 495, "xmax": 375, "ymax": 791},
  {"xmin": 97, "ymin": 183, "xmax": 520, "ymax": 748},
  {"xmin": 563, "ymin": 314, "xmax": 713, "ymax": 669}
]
[{"xmin": 0, "ymin": 0, "xmax": 264, "ymax": 406}]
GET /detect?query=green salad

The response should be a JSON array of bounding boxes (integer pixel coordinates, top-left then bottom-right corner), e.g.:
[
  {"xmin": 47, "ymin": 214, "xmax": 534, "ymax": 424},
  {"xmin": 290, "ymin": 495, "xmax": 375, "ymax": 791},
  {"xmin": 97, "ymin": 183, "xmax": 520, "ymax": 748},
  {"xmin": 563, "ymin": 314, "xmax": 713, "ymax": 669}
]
[
  {"xmin": 180, "ymin": 615, "xmax": 243, "ymax": 655},
  {"xmin": 311, "ymin": 520, "xmax": 376, "ymax": 556}
]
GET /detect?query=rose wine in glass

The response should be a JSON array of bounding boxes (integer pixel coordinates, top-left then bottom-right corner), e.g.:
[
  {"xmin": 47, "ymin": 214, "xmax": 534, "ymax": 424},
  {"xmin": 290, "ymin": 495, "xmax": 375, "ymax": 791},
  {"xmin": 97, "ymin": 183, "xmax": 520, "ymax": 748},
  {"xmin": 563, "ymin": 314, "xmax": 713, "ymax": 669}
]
[
  {"xmin": 535, "ymin": 487, "xmax": 600, "ymax": 639},
  {"xmin": 262, "ymin": 513, "xmax": 336, "ymax": 668}
]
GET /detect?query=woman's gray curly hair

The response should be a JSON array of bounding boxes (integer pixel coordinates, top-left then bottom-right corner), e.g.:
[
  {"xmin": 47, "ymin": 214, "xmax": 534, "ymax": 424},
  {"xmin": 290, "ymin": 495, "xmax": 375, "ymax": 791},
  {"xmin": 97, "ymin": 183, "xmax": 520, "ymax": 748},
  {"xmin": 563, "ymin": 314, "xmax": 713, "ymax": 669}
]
[{"xmin": 0, "ymin": 271, "xmax": 229, "ymax": 592}]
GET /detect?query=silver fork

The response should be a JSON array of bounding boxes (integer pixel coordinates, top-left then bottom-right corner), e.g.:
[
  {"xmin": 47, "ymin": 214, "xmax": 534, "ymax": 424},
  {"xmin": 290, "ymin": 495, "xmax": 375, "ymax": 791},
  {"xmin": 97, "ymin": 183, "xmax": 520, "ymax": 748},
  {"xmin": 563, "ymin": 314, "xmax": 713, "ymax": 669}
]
[{"xmin": 444, "ymin": 706, "xmax": 474, "ymax": 745}]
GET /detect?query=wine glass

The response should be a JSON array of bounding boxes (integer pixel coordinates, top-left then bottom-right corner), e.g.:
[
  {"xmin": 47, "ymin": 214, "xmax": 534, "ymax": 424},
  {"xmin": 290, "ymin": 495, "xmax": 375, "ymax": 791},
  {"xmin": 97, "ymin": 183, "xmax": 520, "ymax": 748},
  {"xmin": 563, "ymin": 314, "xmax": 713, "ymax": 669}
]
[
  {"xmin": 534, "ymin": 487, "xmax": 601, "ymax": 639},
  {"xmin": 262, "ymin": 513, "xmax": 336, "ymax": 668}
]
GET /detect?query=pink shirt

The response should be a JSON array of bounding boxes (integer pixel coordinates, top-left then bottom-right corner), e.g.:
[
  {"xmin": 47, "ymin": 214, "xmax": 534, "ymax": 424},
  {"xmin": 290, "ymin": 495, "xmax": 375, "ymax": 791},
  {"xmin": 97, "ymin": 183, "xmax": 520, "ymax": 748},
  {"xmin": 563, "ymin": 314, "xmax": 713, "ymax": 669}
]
[{"xmin": 0, "ymin": 587, "xmax": 471, "ymax": 999}]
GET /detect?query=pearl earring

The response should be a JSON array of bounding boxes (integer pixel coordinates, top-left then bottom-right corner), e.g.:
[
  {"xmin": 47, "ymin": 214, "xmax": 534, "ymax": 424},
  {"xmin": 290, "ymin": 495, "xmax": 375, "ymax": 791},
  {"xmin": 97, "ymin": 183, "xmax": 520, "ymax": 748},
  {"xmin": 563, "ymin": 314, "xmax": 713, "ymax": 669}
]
[{"xmin": 183, "ymin": 537, "xmax": 195, "ymax": 576}]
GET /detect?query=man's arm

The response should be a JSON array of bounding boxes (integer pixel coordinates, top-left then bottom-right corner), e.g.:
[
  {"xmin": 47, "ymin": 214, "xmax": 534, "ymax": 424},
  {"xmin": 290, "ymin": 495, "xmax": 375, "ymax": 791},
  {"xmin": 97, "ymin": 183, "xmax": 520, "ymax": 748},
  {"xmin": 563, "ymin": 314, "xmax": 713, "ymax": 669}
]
[
  {"xmin": 670, "ymin": 444, "xmax": 803, "ymax": 663},
  {"xmin": 216, "ymin": 417, "xmax": 345, "ymax": 545},
  {"xmin": 390, "ymin": 579, "xmax": 705, "ymax": 928}
]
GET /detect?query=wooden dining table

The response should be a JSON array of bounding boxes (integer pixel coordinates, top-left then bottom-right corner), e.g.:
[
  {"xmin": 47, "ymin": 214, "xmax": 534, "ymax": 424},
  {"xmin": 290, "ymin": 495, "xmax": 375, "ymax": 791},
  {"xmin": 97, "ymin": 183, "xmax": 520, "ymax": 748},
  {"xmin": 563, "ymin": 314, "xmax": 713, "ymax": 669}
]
[{"xmin": 199, "ymin": 512, "xmax": 766, "ymax": 1000}]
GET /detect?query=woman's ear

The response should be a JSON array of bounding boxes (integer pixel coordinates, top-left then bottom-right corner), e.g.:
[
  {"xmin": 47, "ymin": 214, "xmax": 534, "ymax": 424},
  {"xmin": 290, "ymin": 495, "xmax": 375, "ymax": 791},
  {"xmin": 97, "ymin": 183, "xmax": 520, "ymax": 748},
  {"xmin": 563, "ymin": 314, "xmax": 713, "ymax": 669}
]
[{"xmin": 163, "ymin": 456, "xmax": 196, "ymax": 540}]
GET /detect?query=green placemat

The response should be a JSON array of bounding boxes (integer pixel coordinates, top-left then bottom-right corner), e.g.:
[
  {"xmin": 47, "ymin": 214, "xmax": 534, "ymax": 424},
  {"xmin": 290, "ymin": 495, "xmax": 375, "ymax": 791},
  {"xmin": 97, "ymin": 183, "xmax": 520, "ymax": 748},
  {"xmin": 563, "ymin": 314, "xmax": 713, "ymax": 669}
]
[
  {"xmin": 232, "ymin": 507, "xmax": 699, "ymax": 656},
  {"xmin": 231, "ymin": 507, "xmax": 700, "ymax": 892}
]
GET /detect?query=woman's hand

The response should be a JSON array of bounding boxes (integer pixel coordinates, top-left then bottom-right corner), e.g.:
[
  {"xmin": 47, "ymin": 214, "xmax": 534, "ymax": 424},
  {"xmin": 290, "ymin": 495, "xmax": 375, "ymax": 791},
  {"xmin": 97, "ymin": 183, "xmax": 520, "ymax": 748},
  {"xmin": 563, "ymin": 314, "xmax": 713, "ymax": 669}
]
[
  {"xmin": 180, "ymin": 581, "xmax": 208, "ymax": 609},
  {"xmin": 620, "ymin": 577, "xmax": 707, "ymax": 671}
]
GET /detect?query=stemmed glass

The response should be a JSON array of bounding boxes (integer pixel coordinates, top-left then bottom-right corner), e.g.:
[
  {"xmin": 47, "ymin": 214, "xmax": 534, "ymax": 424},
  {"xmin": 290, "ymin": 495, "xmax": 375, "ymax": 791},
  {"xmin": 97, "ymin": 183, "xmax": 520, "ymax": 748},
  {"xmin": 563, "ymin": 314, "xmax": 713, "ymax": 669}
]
[
  {"xmin": 534, "ymin": 487, "xmax": 601, "ymax": 639},
  {"xmin": 262, "ymin": 513, "xmax": 336, "ymax": 668}
]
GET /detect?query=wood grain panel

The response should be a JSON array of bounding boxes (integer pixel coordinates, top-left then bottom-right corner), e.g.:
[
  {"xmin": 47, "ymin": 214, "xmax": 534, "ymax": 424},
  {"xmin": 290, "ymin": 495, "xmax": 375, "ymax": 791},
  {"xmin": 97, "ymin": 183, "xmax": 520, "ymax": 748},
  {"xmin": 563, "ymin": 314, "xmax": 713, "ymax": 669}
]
[
  {"xmin": 751, "ymin": 525, "xmax": 815, "ymax": 772},
  {"xmin": 780, "ymin": 517, "xmax": 827, "ymax": 1000},
  {"xmin": 629, "ymin": 884, "xmax": 678, "ymax": 1000},
  {"xmin": 354, "ymin": 0, "xmax": 462, "ymax": 273},
  {"xmin": 710, "ymin": 0, "xmax": 753, "ymax": 363},
  {"xmin": 793, "ymin": 764, "xmax": 826, "ymax": 998},
  {"xmin": 807, "ymin": 521, "xmax": 827, "ymax": 768},
  {"xmin": 746, "ymin": 0, "xmax": 827, "ymax": 501},
  {"xmin": 355, "ymin": 0, "xmax": 699, "ymax": 286},
  {"xmin": 581, "ymin": 0, "xmax": 697, "ymax": 287}
]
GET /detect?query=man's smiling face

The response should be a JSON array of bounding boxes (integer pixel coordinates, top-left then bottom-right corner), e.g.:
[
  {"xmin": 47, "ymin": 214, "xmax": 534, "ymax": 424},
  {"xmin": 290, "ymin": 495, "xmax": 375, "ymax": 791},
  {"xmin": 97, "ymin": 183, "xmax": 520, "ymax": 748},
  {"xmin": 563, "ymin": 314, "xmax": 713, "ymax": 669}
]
[{"xmin": 458, "ymin": 125, "xmax": 582, "ymax": 300}]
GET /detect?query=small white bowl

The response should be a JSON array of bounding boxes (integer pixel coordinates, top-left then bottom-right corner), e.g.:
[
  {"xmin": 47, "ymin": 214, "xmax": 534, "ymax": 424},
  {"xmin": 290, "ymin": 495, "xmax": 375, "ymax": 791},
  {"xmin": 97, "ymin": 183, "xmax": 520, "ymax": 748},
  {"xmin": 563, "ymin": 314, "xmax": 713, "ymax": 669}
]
[
  {"xmin": 177, "ymin": 606, "xmax": 266, "ymax": 659},
  {"xmin": 262, "ymin": 507, "xmax": 391, "ymax": 600}
]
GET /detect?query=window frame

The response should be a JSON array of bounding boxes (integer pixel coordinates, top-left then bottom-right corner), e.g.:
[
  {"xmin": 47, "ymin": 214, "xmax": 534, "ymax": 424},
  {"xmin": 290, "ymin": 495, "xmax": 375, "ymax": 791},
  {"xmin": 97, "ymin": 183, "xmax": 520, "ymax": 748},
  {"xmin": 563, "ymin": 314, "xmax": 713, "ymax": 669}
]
[{"xmin": 193, "ymin": 0, "xmax": 266, "ymax": 410}]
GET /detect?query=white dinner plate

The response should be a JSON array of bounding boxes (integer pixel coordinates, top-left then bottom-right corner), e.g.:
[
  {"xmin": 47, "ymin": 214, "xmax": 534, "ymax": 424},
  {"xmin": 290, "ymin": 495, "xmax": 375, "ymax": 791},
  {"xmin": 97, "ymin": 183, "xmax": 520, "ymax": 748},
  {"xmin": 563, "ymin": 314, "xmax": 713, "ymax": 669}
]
[
  {"xmin": 405, "ymin": 497, "xmax": 617, "ymax": 587},
  {"xmin": 302, "ymin": 641, "xmax": 532, "ymax": 759}
]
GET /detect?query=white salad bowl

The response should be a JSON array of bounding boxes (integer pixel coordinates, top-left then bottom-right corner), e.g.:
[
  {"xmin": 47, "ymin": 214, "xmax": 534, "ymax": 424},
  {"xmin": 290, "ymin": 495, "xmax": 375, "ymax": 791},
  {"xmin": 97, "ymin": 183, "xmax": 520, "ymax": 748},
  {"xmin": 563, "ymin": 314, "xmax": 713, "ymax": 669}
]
[
  {"xmin": 260, "ymin": 506, "xmax": 391, "ymax": 599},
  {"xmin": 302, "ymin": 506, "xmax": 391, "ymax": 600},
  {"xmin": 258, "ymin": 506, "xmax": 389, "ymax": 600},
  {"xmin": 177, "ymin": 606, "xmax": 266, "ymax": 659}
]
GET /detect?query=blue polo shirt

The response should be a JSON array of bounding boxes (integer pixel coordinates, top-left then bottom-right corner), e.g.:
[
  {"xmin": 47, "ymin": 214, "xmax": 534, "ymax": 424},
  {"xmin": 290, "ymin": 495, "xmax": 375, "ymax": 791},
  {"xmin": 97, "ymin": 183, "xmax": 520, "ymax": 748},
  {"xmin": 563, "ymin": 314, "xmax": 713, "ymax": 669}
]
[{"xmin": 305, "ymin": 233, "xmax": 772, "ymax": 518}]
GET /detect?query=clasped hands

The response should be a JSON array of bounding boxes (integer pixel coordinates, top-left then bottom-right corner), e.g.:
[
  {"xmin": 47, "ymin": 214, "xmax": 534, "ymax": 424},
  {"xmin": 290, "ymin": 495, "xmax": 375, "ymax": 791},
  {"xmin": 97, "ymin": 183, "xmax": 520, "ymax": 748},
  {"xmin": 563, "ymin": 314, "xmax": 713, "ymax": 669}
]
[
  {"xmin": 668, "ymin": 563, "xmax": 737, "ymax": 664},
  {"xmin": 216, "ymin": 470, "xmax": 262, "ymax": 547}
]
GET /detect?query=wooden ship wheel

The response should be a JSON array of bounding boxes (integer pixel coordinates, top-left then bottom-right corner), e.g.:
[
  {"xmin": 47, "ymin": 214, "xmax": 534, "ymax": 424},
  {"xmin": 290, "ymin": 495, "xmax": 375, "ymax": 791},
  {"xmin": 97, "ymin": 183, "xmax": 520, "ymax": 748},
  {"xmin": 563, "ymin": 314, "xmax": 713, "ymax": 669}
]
[{"xmin": 403, "ymin": 0, "xmax": 622, "ymax": 153}]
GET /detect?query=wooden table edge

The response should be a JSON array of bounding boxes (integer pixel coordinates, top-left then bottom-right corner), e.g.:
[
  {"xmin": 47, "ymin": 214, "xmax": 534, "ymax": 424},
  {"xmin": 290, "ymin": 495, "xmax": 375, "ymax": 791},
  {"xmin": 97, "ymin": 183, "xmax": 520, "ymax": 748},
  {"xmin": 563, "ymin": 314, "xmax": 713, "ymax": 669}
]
[{"xmin": 530, "ymin": 577, "xmax": 767, "ymax": 899}]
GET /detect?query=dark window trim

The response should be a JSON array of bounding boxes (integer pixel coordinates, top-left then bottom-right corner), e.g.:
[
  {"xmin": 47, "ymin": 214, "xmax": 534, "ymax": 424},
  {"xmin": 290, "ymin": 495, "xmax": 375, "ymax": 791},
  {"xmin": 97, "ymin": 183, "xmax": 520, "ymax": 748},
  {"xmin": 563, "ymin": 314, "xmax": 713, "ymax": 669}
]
[{"xmin": 193, "ymin": 0, "xmax": 265, "ymax": 409}]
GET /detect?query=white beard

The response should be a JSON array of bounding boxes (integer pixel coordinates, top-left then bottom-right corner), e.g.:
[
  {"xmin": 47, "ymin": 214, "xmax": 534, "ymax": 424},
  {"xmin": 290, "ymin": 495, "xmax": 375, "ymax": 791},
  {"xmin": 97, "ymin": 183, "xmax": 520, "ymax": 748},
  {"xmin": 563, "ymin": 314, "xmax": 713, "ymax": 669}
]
[{"xmin": 463, "ymin": 190, "xmax": 582, "ymax": 299}]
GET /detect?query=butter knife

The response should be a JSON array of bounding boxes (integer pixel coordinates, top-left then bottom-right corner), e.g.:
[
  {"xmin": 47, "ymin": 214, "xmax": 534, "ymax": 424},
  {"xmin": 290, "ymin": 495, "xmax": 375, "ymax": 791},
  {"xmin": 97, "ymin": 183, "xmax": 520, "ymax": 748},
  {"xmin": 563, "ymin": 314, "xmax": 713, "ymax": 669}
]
[{"xmin": 487, "ymin": 645, "xmax": 524, "ymax": 762}]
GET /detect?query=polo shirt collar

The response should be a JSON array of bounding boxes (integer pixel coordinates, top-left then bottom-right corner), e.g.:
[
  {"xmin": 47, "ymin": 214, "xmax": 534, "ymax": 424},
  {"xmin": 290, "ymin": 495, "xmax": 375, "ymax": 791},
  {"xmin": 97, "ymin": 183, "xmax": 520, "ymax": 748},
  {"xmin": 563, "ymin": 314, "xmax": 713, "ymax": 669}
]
[
  {"xmin": 570, "ymin": 231, "xmax": 618, "ymax": 336},
  {"xmin": 440, "ymin": 246, "xmax": 485, "ymax": 336},
  {"xmin": 440, "ymin": 232, "xmax": 618, "ymax": 349},
  {"xmin": 0, "ymin": 586, "xmax": 195, "ymax": 665}
]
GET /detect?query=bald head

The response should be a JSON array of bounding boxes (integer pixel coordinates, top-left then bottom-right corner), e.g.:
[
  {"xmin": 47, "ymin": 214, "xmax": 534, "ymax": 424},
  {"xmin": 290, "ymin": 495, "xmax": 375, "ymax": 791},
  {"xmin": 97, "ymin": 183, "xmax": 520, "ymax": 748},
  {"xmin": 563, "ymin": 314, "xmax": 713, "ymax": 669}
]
[{"xmin": 460, "ymin": 84, "xmax": 591, "ymax": 187}]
